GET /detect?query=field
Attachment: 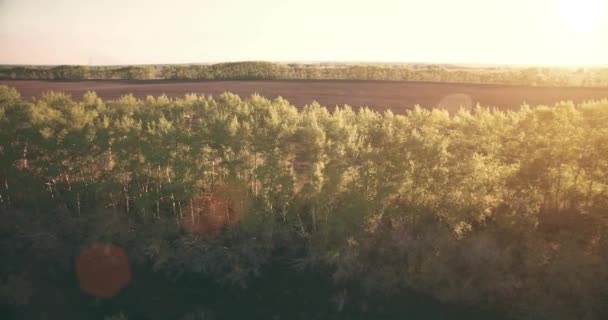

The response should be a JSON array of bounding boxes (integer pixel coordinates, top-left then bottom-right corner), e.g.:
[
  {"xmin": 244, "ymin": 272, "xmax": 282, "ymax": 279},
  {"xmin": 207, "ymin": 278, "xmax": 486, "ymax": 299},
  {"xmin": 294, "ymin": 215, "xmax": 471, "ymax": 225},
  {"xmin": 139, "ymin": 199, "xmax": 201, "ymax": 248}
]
[{"xmin": 3, "ymin": 79, "xmax": 608, "ymax": 112}]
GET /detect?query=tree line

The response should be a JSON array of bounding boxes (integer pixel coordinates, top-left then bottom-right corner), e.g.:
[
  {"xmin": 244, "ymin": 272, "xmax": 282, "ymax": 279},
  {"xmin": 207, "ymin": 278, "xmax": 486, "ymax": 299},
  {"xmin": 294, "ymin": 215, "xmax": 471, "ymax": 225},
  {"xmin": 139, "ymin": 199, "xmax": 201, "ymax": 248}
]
[
  {"xmin": 2, "ymin": 62, "xmax": 608, "ymax": 86},
  {"xmin": 1, "ymin": 85, "xmax": 607, "ymax": 319},
  {"xmin": 0, "ymin": 65, "xmax": 156, "ymax": 80}
]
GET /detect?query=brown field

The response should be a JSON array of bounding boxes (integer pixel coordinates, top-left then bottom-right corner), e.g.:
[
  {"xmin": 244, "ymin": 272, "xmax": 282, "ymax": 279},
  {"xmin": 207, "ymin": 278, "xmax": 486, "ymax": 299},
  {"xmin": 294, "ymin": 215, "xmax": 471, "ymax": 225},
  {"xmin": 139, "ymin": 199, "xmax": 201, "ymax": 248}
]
[{"xmin": 2, "ymin": 80, "xmax": 608, "ymax": 112}]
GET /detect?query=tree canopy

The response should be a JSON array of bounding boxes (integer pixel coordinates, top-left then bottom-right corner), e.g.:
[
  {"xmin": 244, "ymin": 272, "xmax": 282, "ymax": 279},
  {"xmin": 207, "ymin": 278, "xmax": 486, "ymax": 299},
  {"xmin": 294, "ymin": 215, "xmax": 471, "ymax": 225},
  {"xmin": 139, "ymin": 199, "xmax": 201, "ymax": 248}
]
[{"xmin": 1, "ymin": 85, "xmax": 608, "ymax": 319}]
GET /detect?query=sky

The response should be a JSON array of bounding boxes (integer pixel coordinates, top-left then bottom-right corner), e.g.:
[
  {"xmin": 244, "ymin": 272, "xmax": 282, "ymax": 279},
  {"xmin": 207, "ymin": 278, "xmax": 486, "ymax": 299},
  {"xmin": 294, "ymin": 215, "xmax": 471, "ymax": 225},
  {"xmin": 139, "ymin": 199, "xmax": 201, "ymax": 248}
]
[{"xmin": 0, "ymin": 0, "xmax": 607, "ymax": 66}]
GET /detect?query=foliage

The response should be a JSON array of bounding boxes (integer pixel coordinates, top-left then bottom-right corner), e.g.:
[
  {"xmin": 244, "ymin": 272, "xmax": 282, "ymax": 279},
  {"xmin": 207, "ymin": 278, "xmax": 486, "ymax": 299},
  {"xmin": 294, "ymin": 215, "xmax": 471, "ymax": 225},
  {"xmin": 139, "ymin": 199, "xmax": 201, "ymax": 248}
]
[
  {"xmin": 0, "ymin": 274, "xmax": 33, "ymax": 306},
  {"xmin": 104, "ymin": 313, "xmax": 128, "ymax": 320},
  {"xmin": 0, "ymin": 65, "xmax": 155, "ymax": 80},
  {"xmin": 1, "ymin": 85, "xmax": 608, "ymax": 319},
  {"xmin": 2, "ymin": 62, "xmax": 608, "ymax": 86}
]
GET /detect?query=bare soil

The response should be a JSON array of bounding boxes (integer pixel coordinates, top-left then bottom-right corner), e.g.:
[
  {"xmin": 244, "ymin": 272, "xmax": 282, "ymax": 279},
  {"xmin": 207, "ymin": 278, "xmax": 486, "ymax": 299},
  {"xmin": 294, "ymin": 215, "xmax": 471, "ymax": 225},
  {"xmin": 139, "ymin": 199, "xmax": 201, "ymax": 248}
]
[{"xmin": 2, "ymin": 80, "xmax": 608, "ymax": 112}]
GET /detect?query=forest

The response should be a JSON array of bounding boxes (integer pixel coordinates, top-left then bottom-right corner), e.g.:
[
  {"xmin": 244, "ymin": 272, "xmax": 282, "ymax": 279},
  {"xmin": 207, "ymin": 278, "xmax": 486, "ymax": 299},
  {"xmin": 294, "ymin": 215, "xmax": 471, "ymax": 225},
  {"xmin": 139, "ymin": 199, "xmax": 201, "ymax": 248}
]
[
  {"xmin": 0, "ymin": 65, "xmax": 156, "ymax": 81},
  {"xmin": 1, "ymin": 85, "xmax": 608, "ymax": 319},
  {"xmin": 2, "ymin": 61, "xmax": 608, "ymax": 87}
]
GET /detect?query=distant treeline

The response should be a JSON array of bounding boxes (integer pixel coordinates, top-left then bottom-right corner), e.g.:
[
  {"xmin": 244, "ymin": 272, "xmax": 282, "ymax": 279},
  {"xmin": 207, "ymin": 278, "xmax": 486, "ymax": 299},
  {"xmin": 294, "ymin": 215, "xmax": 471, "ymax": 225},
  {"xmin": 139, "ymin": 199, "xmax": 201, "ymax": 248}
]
[
  {"xmin": 2, "ymin": 61, "xmax": 608, "ymax": 86},
  {"xmin": 0, "ymin": 65, "xmax": 156, "ymax": 80},
  {"xmin": 2, "ymin": 85, "xmax": 608, "ymax": 319}
]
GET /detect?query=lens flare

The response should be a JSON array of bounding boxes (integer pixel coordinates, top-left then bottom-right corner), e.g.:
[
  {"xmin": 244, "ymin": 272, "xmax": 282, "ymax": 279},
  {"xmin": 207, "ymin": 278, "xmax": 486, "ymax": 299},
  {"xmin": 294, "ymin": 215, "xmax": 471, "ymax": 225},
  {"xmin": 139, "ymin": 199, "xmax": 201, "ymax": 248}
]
[
  {"xmin": 437, "ymin": 93, "xmax": 473, "ymax": 114},
  {"xmin": 183, "ymin": 181, "xmax": 249, "ymax": 235},
  {"xmin": 558, "ymin": 0, "xmax": 606, "ymax": 33},
  {"xmin": 75, "ymin": 243, "xmax": 131, "ymax": 299}
]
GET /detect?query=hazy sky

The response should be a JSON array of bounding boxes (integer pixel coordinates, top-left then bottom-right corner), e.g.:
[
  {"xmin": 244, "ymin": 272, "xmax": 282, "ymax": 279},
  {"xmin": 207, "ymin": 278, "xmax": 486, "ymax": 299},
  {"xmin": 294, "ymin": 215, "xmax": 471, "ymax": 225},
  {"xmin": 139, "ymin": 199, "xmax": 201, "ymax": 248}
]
[{"xmin": 1, "ymin": 0, "xmax": 607, "ymax": 65}]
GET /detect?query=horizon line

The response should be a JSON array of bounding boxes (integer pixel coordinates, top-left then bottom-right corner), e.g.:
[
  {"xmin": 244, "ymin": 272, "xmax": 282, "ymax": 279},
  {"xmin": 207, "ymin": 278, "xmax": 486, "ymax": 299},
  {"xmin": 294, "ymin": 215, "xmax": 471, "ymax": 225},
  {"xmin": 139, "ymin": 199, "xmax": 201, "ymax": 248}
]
[{"xmin": 1, "ymin": 60, "xmax": 607, "ymax": 69}]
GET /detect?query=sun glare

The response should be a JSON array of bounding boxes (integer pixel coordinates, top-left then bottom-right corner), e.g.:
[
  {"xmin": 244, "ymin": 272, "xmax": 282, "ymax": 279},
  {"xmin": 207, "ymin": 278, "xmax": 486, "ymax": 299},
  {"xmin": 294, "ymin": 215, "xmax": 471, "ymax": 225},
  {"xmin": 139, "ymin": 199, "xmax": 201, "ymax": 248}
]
[{"xmin": 558, "ymin": 0, "xmax": 606, "ymax": 33}]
